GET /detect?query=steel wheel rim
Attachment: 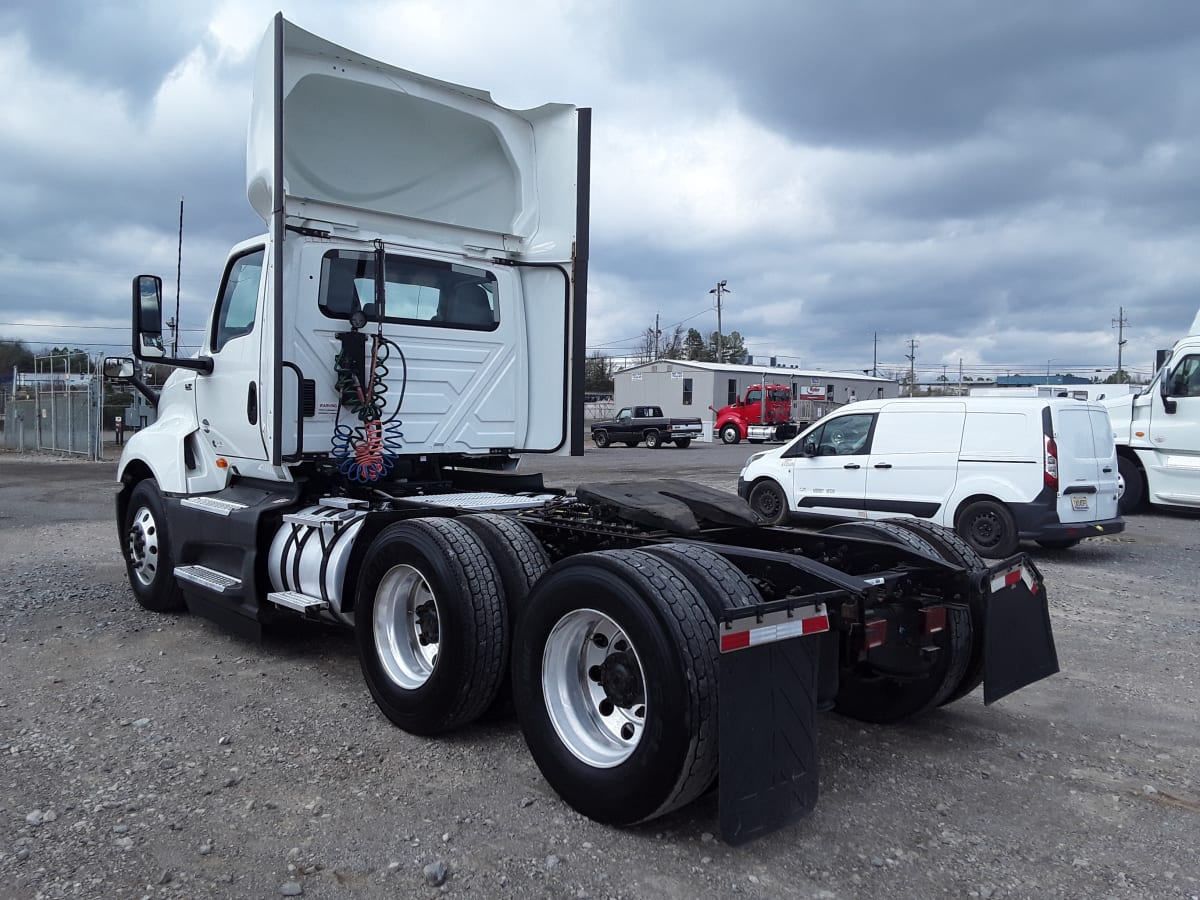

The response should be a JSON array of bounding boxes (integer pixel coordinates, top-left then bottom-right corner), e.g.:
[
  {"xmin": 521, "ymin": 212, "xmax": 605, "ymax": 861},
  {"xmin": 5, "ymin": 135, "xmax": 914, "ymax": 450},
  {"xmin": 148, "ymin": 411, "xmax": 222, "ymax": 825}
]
[
  {"xmin": 756, "ymin": 486, "xmax": 782, "ymax": 518},
  {"xmin": 969, "ymin": 512, "xmax": 1001, "ymax": 549},
  {"xmin": 543, "ymin": 608, "xmax": 646, "ymax": 768},
  {"xmin": 127, "ymin": 505, "xmax": 160, "ymax": 587},
  {"xmin": 373, "ymin": 564, "xmax": 440, "ymax": 689}
]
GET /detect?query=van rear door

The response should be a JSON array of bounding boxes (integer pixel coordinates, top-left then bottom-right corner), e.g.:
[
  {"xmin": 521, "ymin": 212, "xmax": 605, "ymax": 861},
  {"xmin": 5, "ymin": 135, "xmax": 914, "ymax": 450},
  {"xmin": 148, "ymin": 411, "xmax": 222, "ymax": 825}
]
[{"xmin": 1051, "ymin": 403, "xmax": 1110, "ymax": 524}]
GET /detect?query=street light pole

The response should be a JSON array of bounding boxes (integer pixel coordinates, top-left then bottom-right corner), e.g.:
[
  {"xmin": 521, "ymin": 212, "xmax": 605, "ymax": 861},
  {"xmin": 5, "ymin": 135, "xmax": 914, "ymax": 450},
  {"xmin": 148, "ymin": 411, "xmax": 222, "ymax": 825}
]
[{"xmin": 709, "ymin": 280, "xmax": 729, "ymax": 362}]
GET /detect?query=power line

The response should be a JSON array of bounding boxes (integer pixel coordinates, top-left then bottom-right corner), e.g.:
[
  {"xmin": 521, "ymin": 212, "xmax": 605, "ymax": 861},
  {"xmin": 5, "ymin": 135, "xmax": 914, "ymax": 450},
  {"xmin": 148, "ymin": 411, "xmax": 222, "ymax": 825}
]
[{"xmin": 0, "ymin": 321, "xmax": 206, "ymax": 332}]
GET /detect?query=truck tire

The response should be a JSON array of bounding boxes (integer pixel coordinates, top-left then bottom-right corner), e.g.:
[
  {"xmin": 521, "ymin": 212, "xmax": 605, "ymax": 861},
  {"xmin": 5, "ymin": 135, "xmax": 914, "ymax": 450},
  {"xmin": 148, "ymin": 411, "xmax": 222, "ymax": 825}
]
[
  {"xmin": 720, "ymin": 424, "xmax": 741, "ymax": 445},
  {"xmin": 355, "ymin": 518, "xmax": 507, "ymax": 736},
  {"xmin": 458, "ymin": 513, "xmax": 550, "ymax": 717},
  {"xmin": 1117, "ymin": 455, "xmax": 1144, "ymax": 514},
  {"xmin": 592, "ymin": 430, "xmax": 610, "ymax": 448},
  {"xmin": 674, "ymin": 438, "xmax": 692, "ymax": 449},
  {"xmin": 879, "ymin": 518, "xmax": 988, "ymax": 706},
  {"xmin": 512, "ymin": 549, "xmax": 719, "ymax": 826},
  {"xmin": 644, "ymin": 430, "xmax": 662, "ymax": 449},
  {"xmin": 122, "ymin": 479, "xmax": 186, "ymax": 613},
  {"xmin": 747, "ymin": 479, "xmax": 789, "ymax": 525},
  {"xmin": 819, "ymin": 521, "xmax": 972, "ymax": 722},
  {"xmin": 956, "ymin": 500, "xmax": 1019, "ymax": 559},
  {"xmin": 643, "ymin": 542, "xmax": 759, "ymax": 620}
]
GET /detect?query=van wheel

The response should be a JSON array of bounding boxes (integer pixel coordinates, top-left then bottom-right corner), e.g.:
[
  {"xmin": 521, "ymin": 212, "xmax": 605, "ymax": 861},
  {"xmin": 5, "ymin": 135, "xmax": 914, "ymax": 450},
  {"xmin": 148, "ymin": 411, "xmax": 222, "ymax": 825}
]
[
  {"xmin": 748, "ymin": 480, "xmax": 788, "ymax": 525},
  {"xmin": 592, "ymin": 430, "xmax": 610, "ymax": 448},
  {"xmin": 1117, "ymin": 455, "xmax": 1143, "ymax": 514},
  {"xmin": 956, "ymin": 500, "xmax": 1018, "ymax": 558},
  {"xmin": 720, "ymin": 425, "xmax": 741, "ymax": 445}
]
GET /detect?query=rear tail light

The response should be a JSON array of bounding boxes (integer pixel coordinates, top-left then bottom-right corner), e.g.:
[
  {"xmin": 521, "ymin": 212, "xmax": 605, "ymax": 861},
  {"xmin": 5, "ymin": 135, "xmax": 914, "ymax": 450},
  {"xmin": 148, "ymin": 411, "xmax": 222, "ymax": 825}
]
[
  {"xmin": 864, "ymin": 618, "xmax": 887, "ymax": 649},
  {"xmin": 922, "ymin": 606, "xmax": 947, "ymax": 637},
  {"xmin": 1044, "ymin": 436, "xmax": 1059, "ymax": 491}
]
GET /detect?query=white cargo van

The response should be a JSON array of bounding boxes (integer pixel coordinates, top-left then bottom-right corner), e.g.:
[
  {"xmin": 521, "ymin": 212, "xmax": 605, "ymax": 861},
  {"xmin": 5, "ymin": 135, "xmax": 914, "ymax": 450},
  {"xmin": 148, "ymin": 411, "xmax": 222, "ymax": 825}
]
[{"xmin": 738, "ymin": 397, "xmax": 1124, "ymax": 557}]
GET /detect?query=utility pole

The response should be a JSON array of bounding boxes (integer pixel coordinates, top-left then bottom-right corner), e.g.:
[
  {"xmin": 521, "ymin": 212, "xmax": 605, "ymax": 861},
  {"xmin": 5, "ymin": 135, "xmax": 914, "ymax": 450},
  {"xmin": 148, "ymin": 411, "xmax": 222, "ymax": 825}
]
[
  {"xmin": 905, "ymin": 338, "xmax": 919, "ymax": 397},
  {"xmin": 709, "ymin": 280, "xmax": 729, "ymax": 363},
  {"xmin": 654, "ymin": 312, "xmax": 660, "ymax": 359},
  {"xmin": 873, "ymin": 332, "xmax": 878, "ymax": 377},
  {"xmin": 1112, "ymin": 306, "xmax": 1129, "ymax": 379}
]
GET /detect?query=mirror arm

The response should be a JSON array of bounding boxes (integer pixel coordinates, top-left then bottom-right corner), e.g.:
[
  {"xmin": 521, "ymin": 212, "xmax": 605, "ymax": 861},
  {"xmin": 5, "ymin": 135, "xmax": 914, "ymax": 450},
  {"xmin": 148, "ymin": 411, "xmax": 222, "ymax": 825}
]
[{"xmin": 126, "ymin": 375, "xmax": 161, "ymax": 409}]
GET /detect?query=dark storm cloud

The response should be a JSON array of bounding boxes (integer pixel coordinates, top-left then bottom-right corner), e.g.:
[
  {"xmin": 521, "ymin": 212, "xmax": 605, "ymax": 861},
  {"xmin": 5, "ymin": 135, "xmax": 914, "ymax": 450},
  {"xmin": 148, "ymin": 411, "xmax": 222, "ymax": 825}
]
[
  {"xmin": 623, "ymin": 1, "xmax": 1200, "ymax": 151},
  {"xmin": 0, "ymin": 1, "xmax": 211, "ymax": 106}
]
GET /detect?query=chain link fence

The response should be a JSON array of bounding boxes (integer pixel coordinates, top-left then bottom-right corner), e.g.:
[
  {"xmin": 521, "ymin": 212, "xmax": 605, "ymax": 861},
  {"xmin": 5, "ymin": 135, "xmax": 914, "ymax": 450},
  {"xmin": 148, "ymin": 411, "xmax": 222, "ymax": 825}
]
[{"xmin": 2, "ymin": 353, "xmax": 102, "ymax": 458}]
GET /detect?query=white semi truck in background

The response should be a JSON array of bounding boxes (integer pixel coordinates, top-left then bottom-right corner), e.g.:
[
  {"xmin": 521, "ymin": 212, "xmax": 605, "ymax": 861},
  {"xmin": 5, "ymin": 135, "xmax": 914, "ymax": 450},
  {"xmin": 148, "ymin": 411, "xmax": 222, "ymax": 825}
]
[
  {"xmin": 106, "ymin": 16, "xmax": 1060, "ymax": 844},
  {"xmin": 1104, "ymin": 309, "xmax": 1200, "ymax": 515}
]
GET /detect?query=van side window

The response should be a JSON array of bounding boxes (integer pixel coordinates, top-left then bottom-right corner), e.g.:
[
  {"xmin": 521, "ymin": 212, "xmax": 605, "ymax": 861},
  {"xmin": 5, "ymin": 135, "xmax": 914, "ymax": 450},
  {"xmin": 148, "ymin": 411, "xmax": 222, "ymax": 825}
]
[{"xmin": 788, "ymin": 414, "xmax": 875, "ymax": 457}]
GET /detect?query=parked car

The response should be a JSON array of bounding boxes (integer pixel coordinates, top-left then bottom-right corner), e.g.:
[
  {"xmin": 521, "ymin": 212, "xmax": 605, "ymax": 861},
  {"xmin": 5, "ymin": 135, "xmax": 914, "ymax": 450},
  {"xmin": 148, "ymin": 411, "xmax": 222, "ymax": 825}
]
[
  {"xmin": 591, "ymin": 405, "xmax": 704, "ymax": 448},
  {"xmin": 738, "ymin": 397, "xmax": 1124, "ymax": 557}
]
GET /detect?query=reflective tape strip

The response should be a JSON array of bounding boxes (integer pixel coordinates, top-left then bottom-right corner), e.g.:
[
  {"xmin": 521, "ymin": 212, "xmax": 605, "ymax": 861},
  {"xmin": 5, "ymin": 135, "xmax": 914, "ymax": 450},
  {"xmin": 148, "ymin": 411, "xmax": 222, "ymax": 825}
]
[
  {"xmin": 720, "ymin": 605, "xmax": 829, "ymax": 653},
  {"xmin": 990, "ymin": 564, "xmax": 1036, "ymax": 594}
]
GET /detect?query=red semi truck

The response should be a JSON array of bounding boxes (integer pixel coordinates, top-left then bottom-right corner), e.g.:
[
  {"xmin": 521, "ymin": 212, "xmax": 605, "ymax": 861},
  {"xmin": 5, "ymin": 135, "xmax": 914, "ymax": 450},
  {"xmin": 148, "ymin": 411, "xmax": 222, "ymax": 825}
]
[{"xmin": 713, "ymin": 383, "xmax": 801, "ymax": 444}]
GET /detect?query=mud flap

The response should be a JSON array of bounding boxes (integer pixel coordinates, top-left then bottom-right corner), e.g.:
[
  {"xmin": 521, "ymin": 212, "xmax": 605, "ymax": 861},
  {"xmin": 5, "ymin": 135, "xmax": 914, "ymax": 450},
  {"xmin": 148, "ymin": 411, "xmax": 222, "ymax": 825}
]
[
  {"xmin": 718, "ymin": 633, "xmax": 821, "ymax": 845},
  {"xmin": 983, "ymin": 558, "xmax": 1060, "ymax": 704}
]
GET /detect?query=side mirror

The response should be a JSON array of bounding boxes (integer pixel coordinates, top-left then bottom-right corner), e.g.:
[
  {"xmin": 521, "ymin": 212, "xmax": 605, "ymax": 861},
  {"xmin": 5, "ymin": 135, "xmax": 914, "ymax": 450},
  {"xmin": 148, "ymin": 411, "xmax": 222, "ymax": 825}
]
[
  {"xmin": 103, "ymin": 357, "xmax": 135, "ymax": 380},
  {"xmin": 1160, "ymin": 366, "xmax": 1177, "ymax": 414},
  {"xmin": 133, "ymin": 275, "xmax": 165, "ymax": 360},
  {"xmin": 803, "ymin": 440, "xmax": 818, "ymax": 457}
]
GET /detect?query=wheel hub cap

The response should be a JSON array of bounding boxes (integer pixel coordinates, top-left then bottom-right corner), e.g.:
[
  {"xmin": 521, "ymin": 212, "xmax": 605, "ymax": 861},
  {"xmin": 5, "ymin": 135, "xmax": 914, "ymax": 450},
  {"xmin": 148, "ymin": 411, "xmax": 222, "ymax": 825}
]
[
  {"xmin": 127, "ymin": 506, "xmax": 159, "ymax": 587},
  {"xmin": 543, "ymin": 609, "xmax": 646, "ymax": 768},
  {"xmin": 373, "ymin": 565, "xmax": 440, "ymax": 690}
]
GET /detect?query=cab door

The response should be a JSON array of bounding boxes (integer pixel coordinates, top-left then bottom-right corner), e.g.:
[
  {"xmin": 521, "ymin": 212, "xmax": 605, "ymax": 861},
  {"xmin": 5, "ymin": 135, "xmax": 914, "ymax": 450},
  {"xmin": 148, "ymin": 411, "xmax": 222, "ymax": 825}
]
[
  {"xmin": 782, "ymin": 413, "xmax": 875, "ymax": 517},
  {"xmin": 1146, "ymin": 352, "xmax": 1200, "ymax": 500},
  {"xmin": 192, "ymin": 246, "xmax": 269, "ymax": 462}
]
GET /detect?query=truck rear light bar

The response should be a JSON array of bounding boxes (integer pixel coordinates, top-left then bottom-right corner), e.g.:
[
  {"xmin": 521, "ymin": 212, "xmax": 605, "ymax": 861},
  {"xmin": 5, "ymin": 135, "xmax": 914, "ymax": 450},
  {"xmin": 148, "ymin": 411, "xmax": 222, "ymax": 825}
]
[
  {"xmin": 719, "ymin": 604, "xmax": 829, "ymax": 653},
  {"xmin": 864, "ymin": 618, "xmax": 888, "ymax": 649}
]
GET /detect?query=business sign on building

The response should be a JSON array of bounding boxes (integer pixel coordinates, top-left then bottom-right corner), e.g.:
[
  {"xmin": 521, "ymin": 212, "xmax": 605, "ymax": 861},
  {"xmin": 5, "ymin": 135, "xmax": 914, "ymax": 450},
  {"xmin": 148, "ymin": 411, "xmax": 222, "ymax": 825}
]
[{"xmin": 801, "ymin": 385, "xmax": 827, "ymax": 400}]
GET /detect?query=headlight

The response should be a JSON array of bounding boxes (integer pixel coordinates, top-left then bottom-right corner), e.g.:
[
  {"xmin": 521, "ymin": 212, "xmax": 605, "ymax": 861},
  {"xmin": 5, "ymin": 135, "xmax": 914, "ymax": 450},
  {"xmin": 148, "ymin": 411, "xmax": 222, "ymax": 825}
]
[{"xmin": 746, "ymin": 451, "xmax": 768, "ymax": 466}]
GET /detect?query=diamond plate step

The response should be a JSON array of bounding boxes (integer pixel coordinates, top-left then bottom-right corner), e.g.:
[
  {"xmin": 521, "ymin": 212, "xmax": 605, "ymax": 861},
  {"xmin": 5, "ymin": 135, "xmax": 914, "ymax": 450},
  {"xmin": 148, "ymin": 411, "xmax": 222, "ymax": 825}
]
[
  {"xmin": 180, "ymin": 496, "xmax": 248, "ymax": 516},
  {"xmin": 267, "ymin": 591, "xmax": 328, "ymax": 614},
  {"xmin": 174, "ymin": 565, "xmax": 242, "ymax": 593}
]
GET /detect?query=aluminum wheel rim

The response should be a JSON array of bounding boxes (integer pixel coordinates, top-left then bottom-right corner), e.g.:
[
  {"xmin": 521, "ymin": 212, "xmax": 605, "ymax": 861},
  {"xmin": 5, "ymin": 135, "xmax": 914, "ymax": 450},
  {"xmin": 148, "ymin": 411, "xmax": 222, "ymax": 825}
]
[
  {"xmin": 542, "ymin": 608, "xmax": 646, "ymax": 768},
  {"xmin": 127, "ymin": 505, "xmax": 160, "ymax": 587},
  {"xmin": 373, "ymin": 564, "xmax": 440, "ymax": 690}
]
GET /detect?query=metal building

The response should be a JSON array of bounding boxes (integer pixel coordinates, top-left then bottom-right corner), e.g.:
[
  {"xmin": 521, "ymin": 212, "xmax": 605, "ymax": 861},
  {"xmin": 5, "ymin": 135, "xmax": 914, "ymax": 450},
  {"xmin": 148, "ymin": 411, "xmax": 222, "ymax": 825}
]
[{"xmin": 613, "ymin": 361, "xmax": 899, "ymax": 440}]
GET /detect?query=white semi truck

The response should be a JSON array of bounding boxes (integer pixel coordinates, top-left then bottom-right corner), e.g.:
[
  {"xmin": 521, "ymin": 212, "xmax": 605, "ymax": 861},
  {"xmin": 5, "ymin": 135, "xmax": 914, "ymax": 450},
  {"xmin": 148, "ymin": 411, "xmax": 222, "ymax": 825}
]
[
  {"xmin": 107, "ymin": 15, "xmax": 1060, "ymax": 844},
  {"xmin": 1104, "ymin": 309, "xmax": 1200, "ymax": 515}
]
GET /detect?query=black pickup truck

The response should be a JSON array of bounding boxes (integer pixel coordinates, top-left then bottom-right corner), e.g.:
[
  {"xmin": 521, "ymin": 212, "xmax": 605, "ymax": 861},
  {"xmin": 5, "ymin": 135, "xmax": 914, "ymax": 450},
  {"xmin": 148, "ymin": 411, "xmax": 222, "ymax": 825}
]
[{"xmin": 590, "ymin": 405, "xmax": 704, "ymax": 448}]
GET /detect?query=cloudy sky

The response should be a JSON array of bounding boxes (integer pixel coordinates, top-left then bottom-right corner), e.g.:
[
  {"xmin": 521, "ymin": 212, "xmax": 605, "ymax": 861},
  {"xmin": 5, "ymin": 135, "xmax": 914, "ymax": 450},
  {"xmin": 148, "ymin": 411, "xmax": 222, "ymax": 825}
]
[{"xmin": 2, "ymin": 0, "xmax": 1198, "ymax": 383}]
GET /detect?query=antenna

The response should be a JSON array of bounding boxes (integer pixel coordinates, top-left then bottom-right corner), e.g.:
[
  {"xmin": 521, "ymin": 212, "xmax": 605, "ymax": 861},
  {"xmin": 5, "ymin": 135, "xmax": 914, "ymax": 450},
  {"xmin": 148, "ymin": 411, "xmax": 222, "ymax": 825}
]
[{"xmin": 174, "ymin": 196, "xmax": 184, "ymax": 356}]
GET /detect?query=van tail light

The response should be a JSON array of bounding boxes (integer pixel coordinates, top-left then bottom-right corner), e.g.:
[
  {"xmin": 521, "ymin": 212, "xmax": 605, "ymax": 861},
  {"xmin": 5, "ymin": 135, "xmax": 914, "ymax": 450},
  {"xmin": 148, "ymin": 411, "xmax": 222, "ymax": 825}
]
[{"xmin": 1044, "ymin": 436, "xmax": 1059, "ymax": 491}]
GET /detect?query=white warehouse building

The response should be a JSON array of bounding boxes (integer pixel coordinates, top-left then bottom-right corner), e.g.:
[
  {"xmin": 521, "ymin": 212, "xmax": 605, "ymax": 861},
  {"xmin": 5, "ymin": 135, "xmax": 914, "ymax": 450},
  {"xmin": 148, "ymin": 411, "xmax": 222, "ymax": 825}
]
[{"xmin": 613, "ymin": 360, "xmax": 899, "ymax": 441}]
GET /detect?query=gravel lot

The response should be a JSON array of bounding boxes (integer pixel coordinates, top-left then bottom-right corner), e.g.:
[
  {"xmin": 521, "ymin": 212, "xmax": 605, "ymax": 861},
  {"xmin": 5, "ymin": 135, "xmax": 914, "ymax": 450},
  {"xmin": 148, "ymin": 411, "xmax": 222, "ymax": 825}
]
[{"xmin": 1, "ymin": 444, "xmax": 1198, "ymax": 900}]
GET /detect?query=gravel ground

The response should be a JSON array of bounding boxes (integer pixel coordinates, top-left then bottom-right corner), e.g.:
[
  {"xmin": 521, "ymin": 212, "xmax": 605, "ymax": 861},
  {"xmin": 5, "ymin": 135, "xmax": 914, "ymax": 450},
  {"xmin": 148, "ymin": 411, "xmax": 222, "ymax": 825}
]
[{"xmin": 0, "ymin": 446, "xmax": 1198, "ymax": 900}]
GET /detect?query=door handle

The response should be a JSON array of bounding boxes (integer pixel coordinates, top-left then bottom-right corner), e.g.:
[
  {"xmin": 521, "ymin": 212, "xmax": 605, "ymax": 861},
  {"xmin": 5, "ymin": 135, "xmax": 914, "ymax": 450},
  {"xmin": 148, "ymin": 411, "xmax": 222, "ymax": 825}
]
[
  {"xmin": 1102, "ymin": 467, "xmax": 1113, "ymax": 473},
  {"xmin": 873, "ymin": 463, "xmax": 892, "ymax": 469},
  {"xmin": 246, "ymin": 382, "xmax": 258, "ymax": 425},
  {"xmin": 843, "ymin": 463, "xmax": 861, "ymax": 469}
]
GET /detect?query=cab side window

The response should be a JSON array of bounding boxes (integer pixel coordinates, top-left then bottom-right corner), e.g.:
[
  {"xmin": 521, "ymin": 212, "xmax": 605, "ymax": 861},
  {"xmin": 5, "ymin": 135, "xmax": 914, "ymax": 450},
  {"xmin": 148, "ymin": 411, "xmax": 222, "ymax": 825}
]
[
  {"xmin": 1168, "ymin": 355, "xmax": 1200, "ymax": 397},
  {"xmin": 812, "ymin": 414, "xmax": 876, "ymax": 456},
  {"xmin": 212, "ymin": 248, "xmax": 265, "ymax": 352}
]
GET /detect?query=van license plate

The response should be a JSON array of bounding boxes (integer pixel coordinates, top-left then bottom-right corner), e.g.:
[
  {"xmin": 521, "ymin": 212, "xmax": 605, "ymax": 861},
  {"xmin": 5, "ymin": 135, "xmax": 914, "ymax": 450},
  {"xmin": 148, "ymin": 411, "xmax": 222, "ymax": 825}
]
[{"xmin": 1071, "ymin": 495, "xmax": 1089, "ymax": 511}]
